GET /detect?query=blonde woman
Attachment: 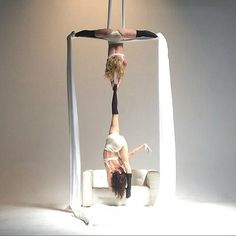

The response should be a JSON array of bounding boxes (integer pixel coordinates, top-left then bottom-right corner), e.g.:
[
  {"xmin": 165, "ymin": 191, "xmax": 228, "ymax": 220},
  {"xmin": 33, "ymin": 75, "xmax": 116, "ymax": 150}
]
[{"xmin": 73, "ymin": 28, "xmax": 157, "ymax": 87}]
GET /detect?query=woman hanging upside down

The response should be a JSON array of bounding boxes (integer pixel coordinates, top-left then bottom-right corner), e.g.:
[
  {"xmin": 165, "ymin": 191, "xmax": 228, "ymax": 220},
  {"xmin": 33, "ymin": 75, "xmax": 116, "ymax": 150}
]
[
  {"xmin": 71, "ymin": 28, "xmax": 157, "ymax": 87},
  {"xmin": 103, "ymin": 84, "xmax": 152, "ymax": 199}
]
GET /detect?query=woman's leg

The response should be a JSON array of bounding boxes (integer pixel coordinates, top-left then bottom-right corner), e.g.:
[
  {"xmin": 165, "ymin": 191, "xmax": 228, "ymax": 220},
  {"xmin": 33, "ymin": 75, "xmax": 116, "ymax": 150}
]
[
  {"xmin": 136, "ymin": 30, "xmax": 157, "ymax": 38},
  {"xmin": 95, "ymin": 28, "xmax": 112, "ymax": 38},
  {"xmin": 75, "ymin": 30, "xmax": 96, "ymax": 38},
  {"xmin": 111, "ymin": 84, "xmax": 118, "ymax": 114},
  {"xmin": 109, "ymin": 114, "xmax": 119, "ymax": 134},
  {"xmin": 118, "ymin": 28, "xmax": 136, "ymax": 38},
  {"xmin": 118, "ymin": 28, "xmax": 157, "ymax": 38},
  {"xmin": 109, "ymin": 85, "xmax": 119, "ymax": 133},
  {"xmin": 75, "ymin": 28, "xmax": 113, "ymax": 38}
]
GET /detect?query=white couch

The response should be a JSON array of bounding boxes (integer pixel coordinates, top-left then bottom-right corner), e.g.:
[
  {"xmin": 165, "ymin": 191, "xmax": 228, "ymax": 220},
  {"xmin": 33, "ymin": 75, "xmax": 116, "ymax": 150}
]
[{"xmin": 82, "ymin": 169, "xmax": 160, "ymax": 207}]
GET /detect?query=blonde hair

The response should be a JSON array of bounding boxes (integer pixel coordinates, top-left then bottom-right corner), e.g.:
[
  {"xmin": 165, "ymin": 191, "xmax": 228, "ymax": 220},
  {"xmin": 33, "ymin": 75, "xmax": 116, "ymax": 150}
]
[{"xmin": 105, "ymin": 55, "xmax": 126, "ymax": 82}]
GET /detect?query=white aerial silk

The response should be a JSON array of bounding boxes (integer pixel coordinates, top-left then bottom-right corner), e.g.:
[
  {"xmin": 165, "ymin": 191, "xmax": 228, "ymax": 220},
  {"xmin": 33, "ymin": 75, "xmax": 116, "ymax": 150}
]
[
  {"xmin": 157, "ymin": 33, "xmax": 176, "ymax": 202},
  {"xmin": 66, "ymin": 33, "xmax": 176, "ymax": 223},
  {"xmin": 66, "ymin": 36, "xmax": 81, "ymax": 211},
  {"xmin": 107, "ymin": 0, "xmax": 125, "ymax": 29}
]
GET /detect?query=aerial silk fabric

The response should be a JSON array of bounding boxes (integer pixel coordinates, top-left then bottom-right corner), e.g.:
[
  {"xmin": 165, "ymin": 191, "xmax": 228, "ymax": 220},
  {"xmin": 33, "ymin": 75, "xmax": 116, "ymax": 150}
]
[
  {"xmin": 66, "ymin": 33, "xmax": 176, "ymax": 219},
  {"xmin": 67, "ymin": 36, "xmax": 81, "ymax": 212},
  {"xmin": 157, "ymin": 33, "xmax": 176, "ymax": 202}
]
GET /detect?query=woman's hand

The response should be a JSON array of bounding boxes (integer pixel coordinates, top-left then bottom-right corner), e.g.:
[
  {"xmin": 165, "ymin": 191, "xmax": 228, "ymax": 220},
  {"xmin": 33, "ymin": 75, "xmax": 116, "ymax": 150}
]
[{"xmin": 143, "ymin": 143, "xmax": 152, "ymax": 152}]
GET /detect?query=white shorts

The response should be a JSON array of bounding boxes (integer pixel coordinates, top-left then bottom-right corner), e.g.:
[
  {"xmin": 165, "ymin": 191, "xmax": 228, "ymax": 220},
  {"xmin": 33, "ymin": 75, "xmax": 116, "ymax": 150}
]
[{"xmin": 104, "ymin": 133, "xmax": 127, "ymax": 152}]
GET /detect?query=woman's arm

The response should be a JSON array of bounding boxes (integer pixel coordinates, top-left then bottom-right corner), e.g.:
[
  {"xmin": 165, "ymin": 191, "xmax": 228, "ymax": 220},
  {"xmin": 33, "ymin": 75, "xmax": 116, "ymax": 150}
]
[
  {"xmin": 128, "ymin": 143, "xmax": 152, "ymax": 158},
  {"xmin": 105, "ymin": 167, "xmax": 113, "ymax": 189}
]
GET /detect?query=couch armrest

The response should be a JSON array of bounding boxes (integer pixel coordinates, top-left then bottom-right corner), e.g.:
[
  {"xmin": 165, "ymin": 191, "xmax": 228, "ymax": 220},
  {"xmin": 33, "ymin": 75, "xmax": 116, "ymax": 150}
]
[
  {"xmin": 146, "ymin": 170, "xmax": 160, "ymax": 206},
  {"xmin": 82, "ymin": 170, "xmax": 93, "ymax": 207}
]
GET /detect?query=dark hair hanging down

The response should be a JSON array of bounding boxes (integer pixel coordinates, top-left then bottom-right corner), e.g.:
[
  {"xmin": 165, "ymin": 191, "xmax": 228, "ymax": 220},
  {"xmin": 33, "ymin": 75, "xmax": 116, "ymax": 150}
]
[{"xmin": 111, "ymin": 168, "xmax": 127, "ymax": 199}]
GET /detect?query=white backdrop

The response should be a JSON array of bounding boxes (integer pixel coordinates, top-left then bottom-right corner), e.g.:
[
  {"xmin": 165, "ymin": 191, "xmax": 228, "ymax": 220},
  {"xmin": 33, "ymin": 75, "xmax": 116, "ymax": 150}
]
[{"xmin": 0, "ymin": 0, "xmax": 236, "ymax": 206}]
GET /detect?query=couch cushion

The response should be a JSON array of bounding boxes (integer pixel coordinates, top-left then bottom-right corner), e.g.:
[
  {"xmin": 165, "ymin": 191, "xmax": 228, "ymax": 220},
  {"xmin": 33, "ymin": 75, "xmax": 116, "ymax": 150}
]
[
  {"xmin": 132, "ymin": 169, "xmax": 148, "ymax": 186},
  {"xmin": 92, "ymin": 169, "xmax": 109, "ymax": 188}
]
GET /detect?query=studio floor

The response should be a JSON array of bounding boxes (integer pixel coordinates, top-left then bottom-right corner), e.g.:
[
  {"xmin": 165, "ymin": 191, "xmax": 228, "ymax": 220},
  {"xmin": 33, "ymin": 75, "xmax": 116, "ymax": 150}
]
[{"xmin": 0, "ymin": 200, "xmax": 236, "ymax": 235}]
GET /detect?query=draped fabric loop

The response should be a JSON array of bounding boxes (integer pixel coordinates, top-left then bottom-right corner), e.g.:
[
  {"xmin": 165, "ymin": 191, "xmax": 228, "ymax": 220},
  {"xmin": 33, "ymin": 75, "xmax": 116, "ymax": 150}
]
[{"xmin": 66, "ymin": 33, "xmax": 176, "ymax": 221}]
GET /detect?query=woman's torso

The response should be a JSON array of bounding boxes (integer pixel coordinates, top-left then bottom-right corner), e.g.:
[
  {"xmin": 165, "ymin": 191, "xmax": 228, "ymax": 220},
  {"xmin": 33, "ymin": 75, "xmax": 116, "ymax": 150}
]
[
  {"xmin": 103, "ymin": 150, "xmax": 123, "ymax": 171},
  {"xmin": 108, "ymin": 43, "xmax": 124, "ymax": 56}
]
